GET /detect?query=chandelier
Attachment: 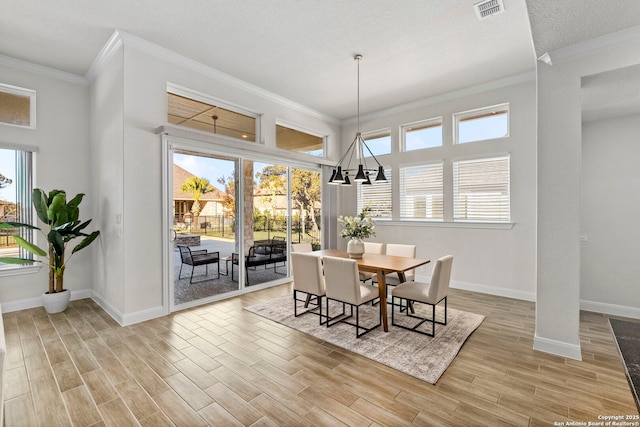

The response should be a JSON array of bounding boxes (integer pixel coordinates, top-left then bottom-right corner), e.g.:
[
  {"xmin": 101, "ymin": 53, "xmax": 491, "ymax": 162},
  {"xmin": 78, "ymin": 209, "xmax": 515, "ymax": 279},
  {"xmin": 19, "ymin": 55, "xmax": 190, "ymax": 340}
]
[{"xmin": 328, "ymin": 55, "xmax": 387, "ymax": 186}]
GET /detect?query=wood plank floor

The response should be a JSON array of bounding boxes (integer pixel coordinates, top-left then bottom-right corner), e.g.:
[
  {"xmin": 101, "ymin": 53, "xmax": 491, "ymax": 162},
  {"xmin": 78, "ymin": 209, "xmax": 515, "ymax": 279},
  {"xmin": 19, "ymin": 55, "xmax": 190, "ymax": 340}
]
[{"xmin": 3, "ymin": 285, "xmax": 639, "ymax": 426}]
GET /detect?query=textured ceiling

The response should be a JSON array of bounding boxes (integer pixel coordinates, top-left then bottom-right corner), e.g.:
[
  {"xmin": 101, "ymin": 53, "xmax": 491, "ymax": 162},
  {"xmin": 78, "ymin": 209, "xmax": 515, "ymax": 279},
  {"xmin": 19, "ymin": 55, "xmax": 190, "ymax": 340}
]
[
  {"xmin": 525, "ymin": 0, "xmax": 640, "ymax": 57},
  {"xmin": 1, "ymin": 0, "xmax": 535, "ymax": 120},
  {"xmin": 3, "ymin": 1, "xmax": 639, "ymax": 121}
]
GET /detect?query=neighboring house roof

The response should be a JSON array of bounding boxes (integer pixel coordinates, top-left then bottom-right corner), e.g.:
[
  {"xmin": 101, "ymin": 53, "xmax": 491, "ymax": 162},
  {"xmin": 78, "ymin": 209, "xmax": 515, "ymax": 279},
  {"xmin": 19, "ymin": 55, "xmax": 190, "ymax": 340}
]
[{"xmin": 173, "ymin": 164, "xmax": 225, "ymax": 202}]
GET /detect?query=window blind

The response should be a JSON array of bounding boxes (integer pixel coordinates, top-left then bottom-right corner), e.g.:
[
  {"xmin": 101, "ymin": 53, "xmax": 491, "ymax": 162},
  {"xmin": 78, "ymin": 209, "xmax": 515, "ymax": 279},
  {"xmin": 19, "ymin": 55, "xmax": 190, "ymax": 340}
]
[
  {"xmin": 453, "ymin": 155, "xmax": 510, "ymax": 222},
  {"xmin": 357, "ymin": 167, "xmax": 392, "ymax": 218},
  {"xmin": 399, "ymin": 163, "xmax": 443, "ymax": 220}
]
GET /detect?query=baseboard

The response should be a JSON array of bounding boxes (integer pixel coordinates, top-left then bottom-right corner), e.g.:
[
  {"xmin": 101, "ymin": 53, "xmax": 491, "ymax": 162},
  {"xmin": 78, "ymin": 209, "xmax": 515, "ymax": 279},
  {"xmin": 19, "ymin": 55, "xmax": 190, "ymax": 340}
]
[
  {"xmin": 581, "ymin": 299, "xmax": 640, "ymax": 320},
  {"xmin": 423, "ymin": 277, "xmax": 537, "ymax": 302},
  {"xmin": 1, "ymin": 289, "xmax": 93, "ymax": 313},
  {"xmin": 90, "ymin": 292, "xmax": 166, "ymax": 327},
  {"xmin": 533, "ymin": 335, "xmax": 582, "ymax": 360}
]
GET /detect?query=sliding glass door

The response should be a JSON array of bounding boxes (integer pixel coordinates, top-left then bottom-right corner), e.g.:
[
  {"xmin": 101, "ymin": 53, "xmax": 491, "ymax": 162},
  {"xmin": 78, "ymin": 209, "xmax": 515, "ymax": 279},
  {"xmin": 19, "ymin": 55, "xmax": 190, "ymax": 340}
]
[
  {"xmin": 165, "ymin": 137, "xmax": 322, "ymax": 312},
  {"xmin": 171, "ymin": 150, "xmax": 240, "ymax": 307}
]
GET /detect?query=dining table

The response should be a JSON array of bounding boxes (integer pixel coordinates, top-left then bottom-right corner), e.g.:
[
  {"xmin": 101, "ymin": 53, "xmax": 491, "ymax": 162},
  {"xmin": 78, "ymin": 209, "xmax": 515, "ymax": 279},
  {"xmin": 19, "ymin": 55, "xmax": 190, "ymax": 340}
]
[{"xmin": 312, "ymin": 249, "xmax": 431, "ymax": 332}]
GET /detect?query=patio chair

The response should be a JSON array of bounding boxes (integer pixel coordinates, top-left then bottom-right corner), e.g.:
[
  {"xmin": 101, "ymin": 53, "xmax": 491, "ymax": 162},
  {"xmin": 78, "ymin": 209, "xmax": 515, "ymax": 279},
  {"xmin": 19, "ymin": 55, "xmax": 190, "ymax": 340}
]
[{"xmin": 177, "ymin": 245, "xmax": 220, "ymax": 283}]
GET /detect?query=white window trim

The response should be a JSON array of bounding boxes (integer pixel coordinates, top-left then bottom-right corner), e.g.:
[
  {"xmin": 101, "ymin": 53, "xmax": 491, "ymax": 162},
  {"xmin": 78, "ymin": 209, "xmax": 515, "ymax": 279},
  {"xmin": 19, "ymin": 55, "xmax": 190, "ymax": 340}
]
[
  {"xmin": 0, "ymin": 83, "xmax": 36, "ymax": 130},
  {"xmin": 361, "ymin": 128, "xmax": 392, "ymax": 157},
  {"xmin": 400, "ymin": 117, "xmax": 443, "ymax": 152},
  {"xmin": 167, "ymin": 83, "xmax": 262, "ymax": 144},
  {"xmin": 454, "ymin": 102, "xmax": 509, "ymax": 144},
  {"xmin": 275, "ymin": 119, "xmax": 327, "ymax": 158}
]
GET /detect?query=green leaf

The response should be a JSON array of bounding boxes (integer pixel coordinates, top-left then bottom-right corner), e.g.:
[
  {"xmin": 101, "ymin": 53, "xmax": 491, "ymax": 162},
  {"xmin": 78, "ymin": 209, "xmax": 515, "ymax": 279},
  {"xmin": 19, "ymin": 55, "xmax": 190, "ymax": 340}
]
[
  {"xmin": 47, "ymin": 193, "xmax": 67, "ymax": 223},
  {"xmin": 67, "ymin": 193, "xmax": 84, "ymax": 209},
  {"xmin": 14, "ymin": 236, "xmax": 47, "ymax": 257},
  {"xmin": 32, "ymin": 188, "xmax": 50, "ymax": 224},
  {"xmin": 0, "ymin": 221, "xmax": 39, "ymax": 230},
  {"xmin": 48, "ymin": 230, "xmax": 65, "ymax": 257},
  {"xmin": 72, "ymin": 231, "xmax": 100, "ymax": 254},
  {"xmin": 0, "ymin": 257, "xmax": 40, "ymax": 265}
]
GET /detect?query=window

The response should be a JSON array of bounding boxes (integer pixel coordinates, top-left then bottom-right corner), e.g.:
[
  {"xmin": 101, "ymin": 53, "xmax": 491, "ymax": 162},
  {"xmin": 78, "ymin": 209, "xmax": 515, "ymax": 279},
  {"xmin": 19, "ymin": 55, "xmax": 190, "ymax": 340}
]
[
  {"xmin": 167, "ymin": 89, "xmax": 259, "ymax": 142},
  {"xmin": 453, "ymin": 155, "xmax": 510, "ymax": 222},
  {"xmin": 357, "ymin": 167, "xmax": 392, "ymax": 219},
  {"xmin": 0, "ymin": 83, "xmax": 36, "ymax": 129},
  {"xmin": 399, "ymin": 163, "xmax": 443, "ymax": 220},
  {"xmin": 455, "ymin": 104, "xmax": 509, "ymax": 144},
  {"xmin": 401, "ymin": 118, "xmax": 442, "ymax": 151},
  {"xmin": 276, "ymin": 124, "xmax": 324, "ymax": 157},
  {"xmin": 0, "ymin": 146, "xmax": 36, "ymax": 270},
  {"xmin": 361, "ymin": 129, "xmax": 391, "ymax": 157}
]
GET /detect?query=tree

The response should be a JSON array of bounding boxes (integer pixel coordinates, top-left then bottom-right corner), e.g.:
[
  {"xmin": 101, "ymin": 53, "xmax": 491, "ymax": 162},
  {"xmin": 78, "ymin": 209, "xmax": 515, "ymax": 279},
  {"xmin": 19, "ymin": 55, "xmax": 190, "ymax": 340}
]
[
  {"xmin": 181, "ymin": 176, "xmax": 213, "ymax": 217},
  {"xmin": 216, "ymin": 175, "xmax": 236, "ymax": 217},
  {"xmin": 255, "ymin": 165, "xmax": 287, "ymax": 219},
  {"xmin": 291, "ymin": 169, "xmax": 321, "ymax": 234}
]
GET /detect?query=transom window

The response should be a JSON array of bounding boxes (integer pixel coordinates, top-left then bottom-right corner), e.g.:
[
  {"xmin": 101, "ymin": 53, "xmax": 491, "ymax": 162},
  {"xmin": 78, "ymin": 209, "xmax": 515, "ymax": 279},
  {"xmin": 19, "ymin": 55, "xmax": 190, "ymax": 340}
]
[
  {"xmin": 362, "ymin": 129, "xmax": 391, "ymax": 157},
  {"xmin": 401, "ymin": 118, "xmax": 442, "ymax": 152},
  {"xmin": 455, "ymin": 104, "xmax": 509, "ymax": 144},
  {"xmin": 0, "ymin": 83, "xmax": 36, "ymax": 129},
  {"xmin": 276, "ymin": 124, "xmax": 324, "ymax": 157},
  {"xmin": 167, "ymin": 89, "xmax": 259, "ymax": 142}
]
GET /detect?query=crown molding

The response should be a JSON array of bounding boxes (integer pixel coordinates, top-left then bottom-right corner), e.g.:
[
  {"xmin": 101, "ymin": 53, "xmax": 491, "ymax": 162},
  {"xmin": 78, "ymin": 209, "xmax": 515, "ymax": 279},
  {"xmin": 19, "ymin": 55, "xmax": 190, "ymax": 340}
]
[
  {"xmin": 0, "ymin": 54, "xmax": 87, "ymax": 86},
  {"xmin": 538, "ymin": 24, "xmax": 640, "ymax": 66},
  {"xmin": 343, "ymin": 70, "xmax": 536, "ymax": 125},
  {"xmin": 88, "ymin": 30, "xmax": 340, "ymax": 125},
  {"xmin": 84, "ymin": 30, "xmax": 124, "ymax": 84}
]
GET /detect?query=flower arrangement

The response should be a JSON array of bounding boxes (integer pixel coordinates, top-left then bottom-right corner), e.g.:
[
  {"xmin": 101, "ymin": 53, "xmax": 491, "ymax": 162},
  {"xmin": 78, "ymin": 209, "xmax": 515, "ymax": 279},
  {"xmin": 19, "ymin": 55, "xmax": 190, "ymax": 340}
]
[{"xmin": 338, "ymin": 207, "xmax": 376, "ymax": 239}]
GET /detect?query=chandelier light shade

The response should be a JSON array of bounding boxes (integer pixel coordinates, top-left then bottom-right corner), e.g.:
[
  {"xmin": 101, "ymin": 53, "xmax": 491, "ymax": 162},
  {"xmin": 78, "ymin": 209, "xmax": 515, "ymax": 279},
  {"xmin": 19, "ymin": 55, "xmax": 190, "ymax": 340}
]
[{"xmin": 328, "ymin": 55, "xmax": 387, "ymax": 186}]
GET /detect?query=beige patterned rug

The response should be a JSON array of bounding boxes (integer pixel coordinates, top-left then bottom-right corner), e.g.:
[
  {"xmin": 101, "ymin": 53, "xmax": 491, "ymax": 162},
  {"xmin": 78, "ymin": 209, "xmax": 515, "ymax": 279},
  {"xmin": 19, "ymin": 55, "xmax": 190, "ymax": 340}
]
[{"xmin": 244, "ymin": 295, "xmax": 485, "ymax": 384}]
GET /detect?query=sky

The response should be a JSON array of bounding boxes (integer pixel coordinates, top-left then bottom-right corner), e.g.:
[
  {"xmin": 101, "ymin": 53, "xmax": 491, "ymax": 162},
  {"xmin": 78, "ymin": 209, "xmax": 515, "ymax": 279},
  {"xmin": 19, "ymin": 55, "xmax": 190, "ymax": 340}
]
[
  {"xmin": 0, "ymin": 149, "xmax": 16, "ymax": 202},
  {"xmin": 173, "ymin": 153, "xmax": 270, "ymax": 189}
]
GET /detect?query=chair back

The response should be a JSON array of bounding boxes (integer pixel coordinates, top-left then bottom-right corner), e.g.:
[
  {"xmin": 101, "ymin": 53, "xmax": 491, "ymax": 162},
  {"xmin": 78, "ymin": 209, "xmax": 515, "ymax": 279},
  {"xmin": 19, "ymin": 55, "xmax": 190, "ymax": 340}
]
[
  {"xmin": 292, "ymin": 242, "xmax": 313, "ymax": 253},
  {"xmin": 291, "ymin": 253, "xmax": 325, "ymax": 296},
  {"xmin": 363, "ymin": 242, "xmax": 384, "ymax": 254},
  {"xmin": 177, "ymin": 245, "xmax": 192, "ymax": 263},
  {"xmin": 427, "ymin": 255, "xmax": 453, "ymax": 303},
  {"xmin": 322, "ymin": 256, "xmax": 362, "ymax": 305},
  {"xmin": 386, "ymin": 244, "xmax": 417, "ymax": 280}
]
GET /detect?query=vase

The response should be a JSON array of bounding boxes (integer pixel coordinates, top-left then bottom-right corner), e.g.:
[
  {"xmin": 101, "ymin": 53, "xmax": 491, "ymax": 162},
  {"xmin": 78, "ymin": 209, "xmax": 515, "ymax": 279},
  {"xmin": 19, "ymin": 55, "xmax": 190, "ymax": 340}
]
[
  {"xmin": 347, "ymin": 237, "xmax": 365, "ymax": 259},
  {"xmin": 42, "ymin": 289, "xmax": 70, "ymax": 314}
]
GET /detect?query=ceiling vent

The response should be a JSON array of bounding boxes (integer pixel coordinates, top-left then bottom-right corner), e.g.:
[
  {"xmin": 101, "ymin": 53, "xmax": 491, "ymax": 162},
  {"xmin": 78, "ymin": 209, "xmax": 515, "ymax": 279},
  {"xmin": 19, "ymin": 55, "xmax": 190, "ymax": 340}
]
[{"xmin": 474, "ymin": 0, "xmax": 505, "ymax": 20}]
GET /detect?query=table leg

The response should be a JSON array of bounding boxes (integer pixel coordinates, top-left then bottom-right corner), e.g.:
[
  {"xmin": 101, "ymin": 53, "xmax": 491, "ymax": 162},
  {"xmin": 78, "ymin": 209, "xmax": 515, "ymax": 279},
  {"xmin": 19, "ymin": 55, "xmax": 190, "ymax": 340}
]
[
  {"xmin": 377, "ymin": 269, "xmax": 389, "ymax": 332},
  {"xmin": 397, "ymin": 272, "xmax": 415, "ymax": 314}
]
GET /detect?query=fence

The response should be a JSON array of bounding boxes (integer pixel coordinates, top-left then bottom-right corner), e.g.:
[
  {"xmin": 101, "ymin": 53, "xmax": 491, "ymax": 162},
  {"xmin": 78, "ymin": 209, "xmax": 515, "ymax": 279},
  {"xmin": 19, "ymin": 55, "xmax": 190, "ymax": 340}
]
[{"xmin": 174, "ymin": 214, "xmax": 320, "ymax": 246}]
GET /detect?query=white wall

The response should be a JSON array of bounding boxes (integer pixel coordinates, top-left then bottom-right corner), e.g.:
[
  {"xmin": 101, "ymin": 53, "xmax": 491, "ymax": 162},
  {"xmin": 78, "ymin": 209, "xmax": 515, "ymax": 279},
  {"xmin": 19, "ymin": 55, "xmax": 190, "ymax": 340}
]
[
  {"xmin": 90, "ymin": 46, "xmax": 126, "ymax": 316},
  {"xmin": 535, "ymin": 40, "xmax": 640, "ymax": 359},
  {"xmin": 338, "ymin": 79, "xmax": 537, "ymax": 300},
  {"xmin": 581, "ymin": 114, "xmax": 640, "ymax": 312},
  {"xmin": 0, "ymin": 64, "xmax": 94, "ymax": 308},
  {"xmin": 89, "ymin": 36, "xmax": 342, "ymax": 323}
]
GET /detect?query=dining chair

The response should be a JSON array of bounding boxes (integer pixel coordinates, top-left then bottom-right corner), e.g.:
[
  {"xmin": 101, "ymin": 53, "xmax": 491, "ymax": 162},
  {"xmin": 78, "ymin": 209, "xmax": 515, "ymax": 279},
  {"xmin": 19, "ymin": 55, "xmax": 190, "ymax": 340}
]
[
  {"xmin": 291, "ymin": 242, "xmax": 313, "ymax": 253},
  {"xmin": 371, "ymin": 244, "xmax": 417, "ymax": 296},
  {"xmin": 359, "ymin": 242, "xmax": 384, "ymax": 283},
  {"xmin": 322, "ymin": 256, "xmax": 381, "ymax": 337},
  {"xmin": 291, "ymin": 252, "xmax": 326, "ymax": 324},
  {"xmin": 390, "ymin": 255, "xmax": 453, "ymax": 336}
]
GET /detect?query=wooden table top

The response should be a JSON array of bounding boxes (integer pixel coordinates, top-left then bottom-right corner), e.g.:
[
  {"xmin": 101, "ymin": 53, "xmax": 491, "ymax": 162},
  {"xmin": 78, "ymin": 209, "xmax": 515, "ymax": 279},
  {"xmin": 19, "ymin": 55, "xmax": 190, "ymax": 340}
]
[{"xmin": 312, "ymin": 249, "xmax": 430, "ymax": 274}]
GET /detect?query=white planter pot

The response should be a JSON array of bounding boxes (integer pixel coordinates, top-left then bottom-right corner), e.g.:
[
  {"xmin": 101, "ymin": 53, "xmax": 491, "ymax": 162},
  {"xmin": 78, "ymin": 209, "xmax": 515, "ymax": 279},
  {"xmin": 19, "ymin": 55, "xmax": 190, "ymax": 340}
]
[
  {"xmin": 347, "ymin": 237, "xmax": 365, "ymax": 259},
  {"xmin": 42, "ymin": 289, "xmax": 70, "ymax": 314}
]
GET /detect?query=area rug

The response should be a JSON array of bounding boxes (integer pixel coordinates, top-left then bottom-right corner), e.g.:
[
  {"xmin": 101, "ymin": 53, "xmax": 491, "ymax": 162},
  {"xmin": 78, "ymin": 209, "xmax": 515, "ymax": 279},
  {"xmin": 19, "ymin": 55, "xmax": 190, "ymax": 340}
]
[
  {"xmin": 244, "ymin": 295, "xmax": 485, "ymax": 384},
  {"xmin": 609, "ymin": 318, "xmax": 640, "ymax": 412}
]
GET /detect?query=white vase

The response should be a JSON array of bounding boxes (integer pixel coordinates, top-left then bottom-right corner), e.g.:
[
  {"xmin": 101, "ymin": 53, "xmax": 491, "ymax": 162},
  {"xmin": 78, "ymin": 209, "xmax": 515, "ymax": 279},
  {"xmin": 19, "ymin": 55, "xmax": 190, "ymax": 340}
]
[
  {"xmin": 42, "ymin": 289, "xmax": 70, "ymax": 314},
  {"xmin": 347, "ymin": 237, "xmax": 365, "ymax": 259}
]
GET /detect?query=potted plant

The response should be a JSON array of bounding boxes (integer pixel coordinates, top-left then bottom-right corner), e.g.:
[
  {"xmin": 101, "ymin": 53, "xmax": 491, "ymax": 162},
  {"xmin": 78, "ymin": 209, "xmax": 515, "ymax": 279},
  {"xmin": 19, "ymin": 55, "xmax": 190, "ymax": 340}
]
[
  {"xmin": 338, "ymin": 207, "xmax": 376, "ymax": 259},
  {"xmin": 0, "ymin": 188, "xmax": 100, "ymax": 313}
]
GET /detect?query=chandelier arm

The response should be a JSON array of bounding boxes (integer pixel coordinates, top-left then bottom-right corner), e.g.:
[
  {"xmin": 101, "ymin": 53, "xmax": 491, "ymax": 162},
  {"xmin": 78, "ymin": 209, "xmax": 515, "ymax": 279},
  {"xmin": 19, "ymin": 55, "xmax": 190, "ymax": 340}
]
[
  {"xmin": 335, "ymin": 134, "xmax": 360, "ymax": 167},
  {"xmin": 360, "ymin": 139, "xmax": 383, "ymax": 168}
]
